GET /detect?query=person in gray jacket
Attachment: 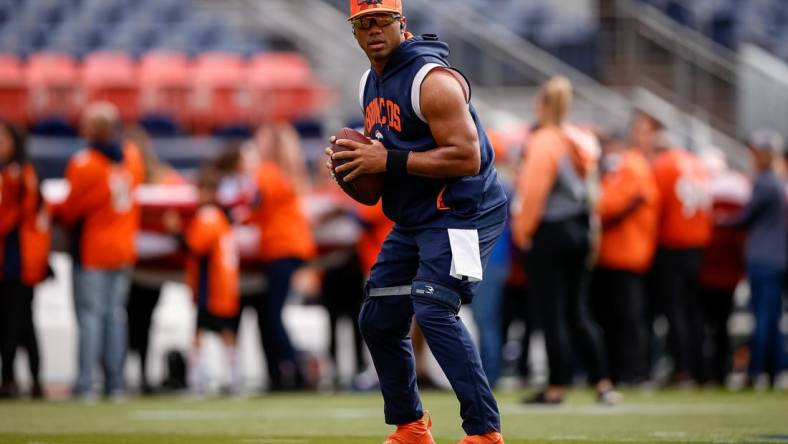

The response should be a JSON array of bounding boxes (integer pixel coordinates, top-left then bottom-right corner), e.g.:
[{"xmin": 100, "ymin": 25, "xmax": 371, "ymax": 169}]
[{"xmin": 728, "ymin": 129, "xmax": 786, "ymax": 388}]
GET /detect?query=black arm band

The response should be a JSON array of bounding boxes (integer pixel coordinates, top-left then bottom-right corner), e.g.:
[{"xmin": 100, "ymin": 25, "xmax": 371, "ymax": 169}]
[{"xmin": 386, "ymin": 150, "xmax": 409, "ymax": 175}]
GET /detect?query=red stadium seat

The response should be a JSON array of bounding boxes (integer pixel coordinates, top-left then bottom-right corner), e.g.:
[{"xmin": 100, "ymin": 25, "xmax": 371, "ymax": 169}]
[
  {"xmin": 0, "ymin": 54, "xmax": 28, "ymax": 126},
  {"xmin": 138, "ymin": 51, "xmax": 192, "ymax": 128},
  {"xmin": 247, "ymin": 52, "xmax": 331, "ymax": 122},
  {"xmin": 190, "ymin": 51, "xmax": 250, "ymax": 133},
  {"xmin": 25, "ymin": 52, "xmax": 82, "ymax": 126},
  {"xmin": 82, "ymin": 51, "xmax": 139, "ymax": 123}
]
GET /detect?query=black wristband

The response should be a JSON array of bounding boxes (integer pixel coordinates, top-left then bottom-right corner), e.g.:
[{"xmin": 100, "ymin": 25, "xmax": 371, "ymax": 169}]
[{"xmin": 386, "ymin": 149, "xmax": 409, "ymax": 175}]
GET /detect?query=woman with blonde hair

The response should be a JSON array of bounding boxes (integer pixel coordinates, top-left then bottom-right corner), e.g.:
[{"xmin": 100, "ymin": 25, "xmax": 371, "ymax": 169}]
[{"xmin": 511, "ymin": 77, "xmax": 619, "ymax": 404}]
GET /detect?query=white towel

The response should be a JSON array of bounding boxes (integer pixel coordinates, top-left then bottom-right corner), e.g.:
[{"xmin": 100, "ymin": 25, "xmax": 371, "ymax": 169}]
[{"xmin": 447, "ymin": 229, "xmax": 483, "ymax": 282}]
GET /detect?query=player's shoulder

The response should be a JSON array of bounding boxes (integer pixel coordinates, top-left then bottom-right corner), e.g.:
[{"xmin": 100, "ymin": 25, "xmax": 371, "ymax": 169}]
[{"xmin": 420, "ymin": 66, "xmax": 467, "ymax": 98}]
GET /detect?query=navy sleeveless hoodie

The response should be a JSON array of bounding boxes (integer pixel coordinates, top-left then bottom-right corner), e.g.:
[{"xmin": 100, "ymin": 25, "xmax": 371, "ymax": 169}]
[{"xmin": 359, "ymin": 35, "xmax": 507, "ymax": 229}]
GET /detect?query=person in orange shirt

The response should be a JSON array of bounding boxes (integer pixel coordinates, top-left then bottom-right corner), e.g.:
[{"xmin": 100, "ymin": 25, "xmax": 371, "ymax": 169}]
[
  {"xmin": 591, "ymin": 135, "xmax": 659, "ymax": 384},
  {"xmin": 0, "ymin": 121, "xmax": 50, "ymax": 399},
  {"xmin": 250, "ymin": 127, "xmax": 316, "ymax": 391},
  {"xmin": 511, "ymin": 77, "xmax": 618, "ymax": 405},
  {"xmin": 52, "ymin": 102, "xmax": 144, "ymax": 400},
  {"xmin": 164, "ymin": 167, "xmax": 241, "ymax": 394},
  {"xmin": 632, "ymin": 111, "xmax": 713, "ymax": 385}
]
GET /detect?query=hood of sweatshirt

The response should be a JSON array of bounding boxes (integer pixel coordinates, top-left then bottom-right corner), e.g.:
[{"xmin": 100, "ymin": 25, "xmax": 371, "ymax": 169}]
[{"xmin": 379, "ymin": 34, "xmax": 450, "ymax": 81}]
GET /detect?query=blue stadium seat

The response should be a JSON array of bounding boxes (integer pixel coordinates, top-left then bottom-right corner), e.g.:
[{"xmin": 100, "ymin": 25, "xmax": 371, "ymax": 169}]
[
  {"xmin": 20, "ymin": 0, "xmax": 65, "ymax": 24},
  {"xmin": 46, "ymin": 21, "xmax": 106, "ymax": 57},
  {"xmin": 77, "ymin": 0, "xmax": 126, "ymax": 23},
  {"xmin": 0, "ymin": 0, "xmax": 13, "ymax": 25}
]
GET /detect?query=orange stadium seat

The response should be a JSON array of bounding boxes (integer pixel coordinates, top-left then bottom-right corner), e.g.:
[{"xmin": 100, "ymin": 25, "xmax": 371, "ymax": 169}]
[
  {"xmin": 138, "ymin": 51, "xmax": 192, "ymax": 130},
  {"xmin": 82, "ymin": 51, "xmax": 140, "ymax": 123},
  {"xmin": 0, "ymin": 54, "xmax": 28, "ymax": 125},
  {"xmin": 247, "ymin": 52, "xmax": 330, "ymax": 122},
  {"xmin": 24, "ymin": 52, "xmax": 82, "ymax": 128},
  {"xmin": 190, "ymin": 51, "xmax": 250, "ymax": 134}
]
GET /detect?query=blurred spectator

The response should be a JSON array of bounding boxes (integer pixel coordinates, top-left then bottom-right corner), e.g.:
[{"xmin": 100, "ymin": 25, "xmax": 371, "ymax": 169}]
[
  {"xmin": 470, "ymin": 130, "xmax": 513, "ymax": 389},
  {"xmin": 512, "ymin": 77, "xmax": 618, "ymax": 404},
  {"xmin": 309, "ymin": 163, "xmax": 369, "ymax": 385},
  {"xmin": 255, "ymin": 122, "xmax": 311, "ymax": 195},
  {"xmin": 51, "ymin": 102, "xmax": 143, "ymax": 400},
  {"xmin": 500, "ymin": 245, "xmax": 535, "ymax": 383},
  {"xmin": 591, "ymin": 134, "xmax": 659, "ymax": 385},
  {"xmin": 639, "ymin": 111, "xmax": 713, "ymax": 385},
  {"xmin": 124, "ymin": 126, "xmax": 183, "ymax": 394},
  {"xmin": 163, "ymin": 167, "xmax": 241, "ymax": 394},
  {"xmin": 726, "ymin": 129, "xmax": 786, "ymax": 388},
  {"xmin": 0, "ymin": 121, "xmax": 50, "ymax": 399},
  {"xmin": 249, "ymin": 126, "xmax": 317, "ymax": 391},
  {"xmin": 697, "ymin": 147, "xmax": 749, "ymax": 386}
]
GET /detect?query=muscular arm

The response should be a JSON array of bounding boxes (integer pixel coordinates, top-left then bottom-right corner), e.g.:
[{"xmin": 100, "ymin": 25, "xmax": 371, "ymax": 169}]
[
  {"xmin": 329, "ymin": 68, "xmax": 481, "ymax": 181},
  {"xmin": 405, "ymin": 68, "xmax": 481, "ymax": 178}
]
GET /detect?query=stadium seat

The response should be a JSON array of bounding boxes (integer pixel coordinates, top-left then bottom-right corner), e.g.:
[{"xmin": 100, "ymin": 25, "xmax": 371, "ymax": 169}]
[
  {"xmin": 247, "ymin": 52, "xmax": 330, "ymax": 122},
  {"xmin": 0, "ymin": 0, "xmax": 13, "ymax": 25},
  {"xmin": 46, "ymin": 20, "xmax": 106, "ymax": 57},
  {"xmin": 0, "ymin": 54, "xmax": 28, "ymax": 125},
  {"xmin": 177, "ymin": 12, "xmax": 227, "ymax": 50},
  {"xmin": 101, "ymin": 19, "xmax": 160, "ymax": 56},
  {"xmin": 82, "ymin": 51, "xmax": 139, "ymax": 123},
  {"xmin": 189, "ymin": 52, "xmax": 250, "ymax": 134},
  {"xmin": 138, "ymin": 50, "xmax": 191, "ymax": 133},
  {"xmin": 24, "ymin": 52, "xmax": 82, "ymax": 132},
  {"xmin": 19, "ymin": 0, "xmax": 65, "ymax": 24},
  {"xmin": 76, "ymin": 0, "xmax": 126, "ymax": 23},
  {"xmin": 143, "ymin": 0, "xmax": 187, "ymax": 24}
]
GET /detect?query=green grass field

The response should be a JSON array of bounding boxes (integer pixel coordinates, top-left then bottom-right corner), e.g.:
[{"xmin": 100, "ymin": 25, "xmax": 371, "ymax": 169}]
[{"xmin": 0, "ymin": 389, "xmax": 786, "ymax": 444}]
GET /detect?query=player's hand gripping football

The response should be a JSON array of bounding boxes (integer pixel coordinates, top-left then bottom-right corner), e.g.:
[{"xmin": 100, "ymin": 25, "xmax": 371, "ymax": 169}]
[{"xmin": 324, "ymin": 136, "xmax": 388, "ymax": 182}]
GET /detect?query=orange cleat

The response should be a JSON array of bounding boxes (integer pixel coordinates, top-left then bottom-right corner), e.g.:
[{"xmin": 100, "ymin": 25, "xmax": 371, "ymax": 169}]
[
  {"xmin": 383, "ymin": 412, "xmax": 435, "ymax": 444},
  {"xmin": 458, "ymin": 432, "xmax": 505, "ymax": 444}
]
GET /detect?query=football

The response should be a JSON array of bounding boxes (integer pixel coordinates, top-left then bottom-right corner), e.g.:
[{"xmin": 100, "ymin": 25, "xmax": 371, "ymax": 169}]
[{"xmin": 331, "ymin": 127, "xmax": 384, "ymax": 206}]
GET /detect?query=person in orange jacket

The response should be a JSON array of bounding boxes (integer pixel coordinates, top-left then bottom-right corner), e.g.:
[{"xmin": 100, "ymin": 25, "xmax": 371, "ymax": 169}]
[
  {"xmin": 632, "ymin": 111, "xmax": 713, "ymax": 385},
  {"xmin": 0, "ymin": 121, "xmax": 50, "ymax": 399},
  {"xmin": 52, "ymin": 102, "xmax": 144, "ymax": 400},
  {"xmin": 591, "ymin": 135, "xmax": 659, "ymax": 384},
  {"xmin": 511, "ymin": 77, "xmax": 619, "ymax": 405},
  {"xmin": 164, "ymin": 167, "xmax": 241, "ymax": 394},
  {"xmin": 250, "ymin": 127, "xmax": 317, "ymax": 391}
]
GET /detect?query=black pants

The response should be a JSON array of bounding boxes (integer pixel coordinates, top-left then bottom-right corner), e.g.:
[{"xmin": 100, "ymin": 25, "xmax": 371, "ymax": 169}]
[
  {"xmin": 525, "ymin": 216, "xmax": 609, "ymax": 386},
  {"xmin": 590, "ymin": 268, "xmax": 648, "ymax": 384},
  {"xmin": 0, "ymin": 279, "xmax": 40, "ymax": 387},
  {"xmin": 258, "ymin": 258, "xmax": 305, "ymax": 390},
  {"xmin": 699, "ymin": 286, "xmax": 734, "ymax": 385},
  {"xmin": 321, "ymin": 251, "xmax": 365, "ymax": 375},
  {"xmin": 126, "ymin": 281, "xmax": 162, "ymax": 391},
  {"xmin": 501, "ymin": 282, "xmax": 537, "ymax": 379},
  {"xmin": 647, "ymin": 248, "xmax": 704, "ymax": 381}
]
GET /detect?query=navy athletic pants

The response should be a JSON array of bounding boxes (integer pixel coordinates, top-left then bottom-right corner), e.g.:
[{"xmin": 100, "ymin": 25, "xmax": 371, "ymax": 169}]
[{"xmin": 359, "ymin": 211, "xmax": 504, "ymax": 436}]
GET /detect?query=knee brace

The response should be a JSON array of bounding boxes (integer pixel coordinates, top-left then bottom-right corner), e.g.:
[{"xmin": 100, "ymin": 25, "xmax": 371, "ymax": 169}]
[
  {"xmin": 411, "ymin": 280, "xmax": 462, "ymax": 314},
  {"xmin": 359, "ymin": 283, "xmax": 413, "ymax": 339}
]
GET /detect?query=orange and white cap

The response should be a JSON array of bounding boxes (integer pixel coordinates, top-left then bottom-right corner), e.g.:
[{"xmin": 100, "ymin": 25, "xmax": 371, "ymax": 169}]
[{"xmin": 349, "ymin": 0, "xmax": 403, "ymax": 20}]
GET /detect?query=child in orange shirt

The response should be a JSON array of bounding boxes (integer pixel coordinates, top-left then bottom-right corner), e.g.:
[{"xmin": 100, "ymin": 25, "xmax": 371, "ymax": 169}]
[{"xmin": 164, "ymin": 167, "xmax": 240, "ymax": 394}]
